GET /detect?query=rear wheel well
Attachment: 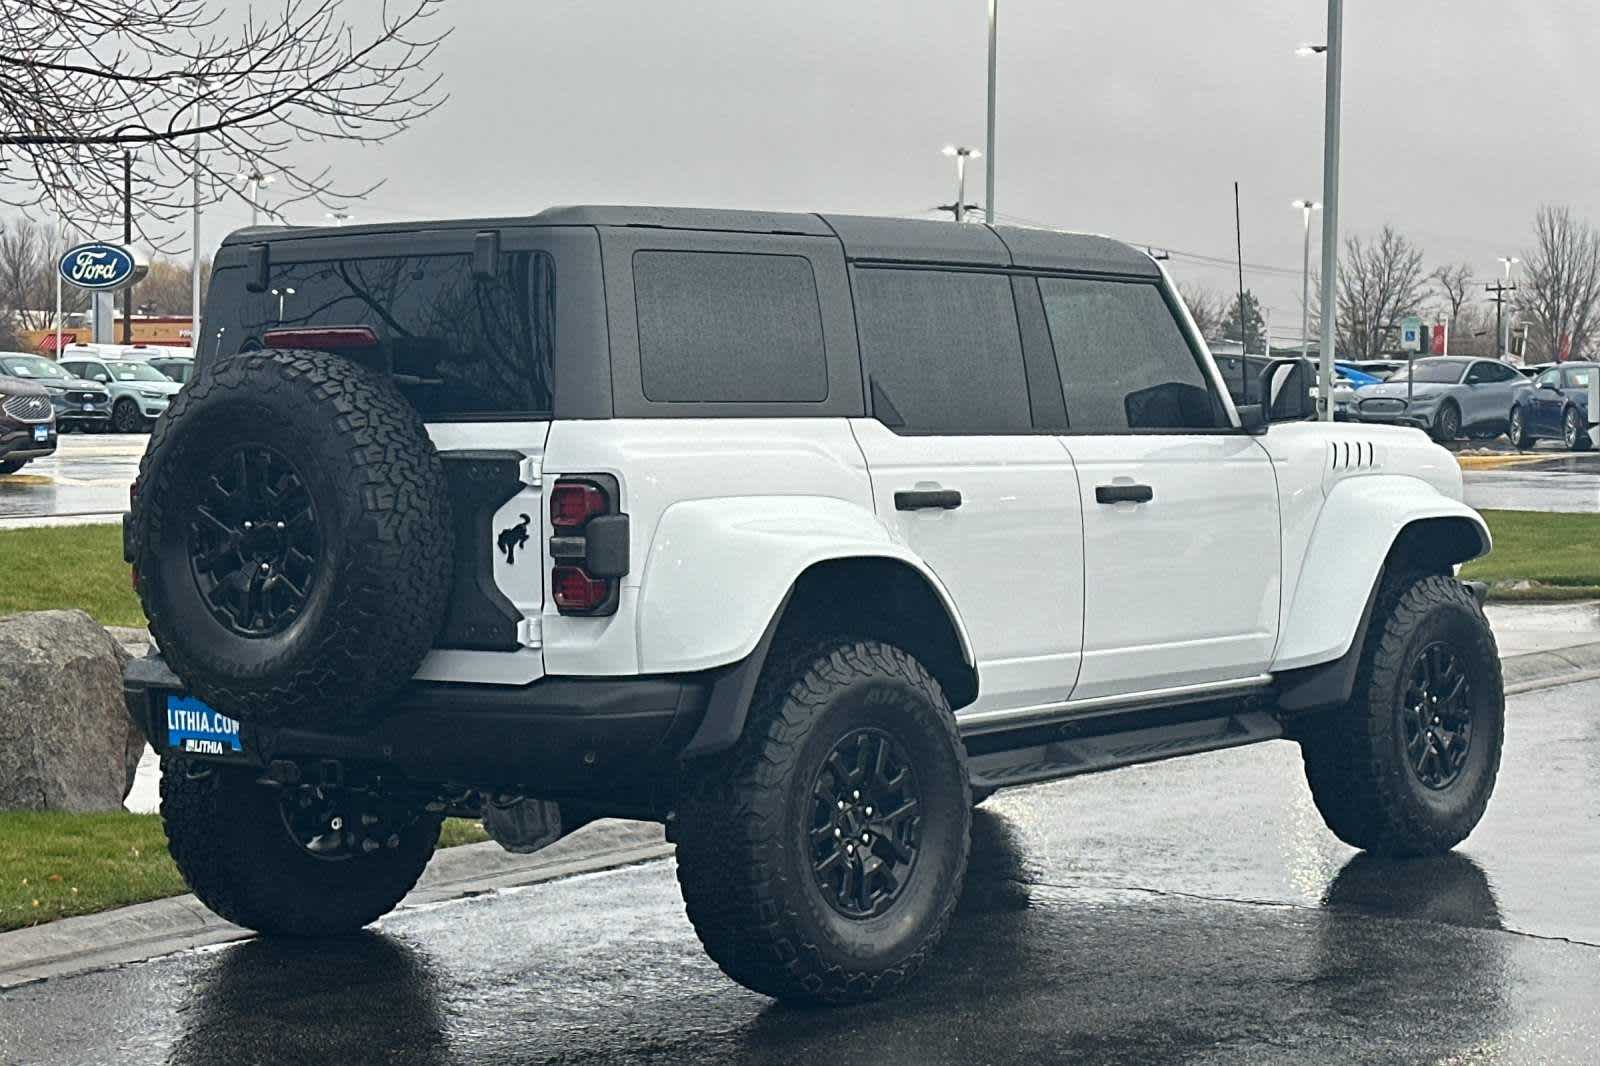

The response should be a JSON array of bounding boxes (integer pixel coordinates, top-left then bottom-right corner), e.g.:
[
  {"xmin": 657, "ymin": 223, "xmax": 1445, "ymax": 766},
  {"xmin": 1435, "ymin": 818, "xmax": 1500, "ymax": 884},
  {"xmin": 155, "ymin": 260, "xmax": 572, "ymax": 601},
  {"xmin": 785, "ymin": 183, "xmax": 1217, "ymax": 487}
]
[{"xmin": 773, "ymin": 558, "xmax": 978, "ymax": 710}]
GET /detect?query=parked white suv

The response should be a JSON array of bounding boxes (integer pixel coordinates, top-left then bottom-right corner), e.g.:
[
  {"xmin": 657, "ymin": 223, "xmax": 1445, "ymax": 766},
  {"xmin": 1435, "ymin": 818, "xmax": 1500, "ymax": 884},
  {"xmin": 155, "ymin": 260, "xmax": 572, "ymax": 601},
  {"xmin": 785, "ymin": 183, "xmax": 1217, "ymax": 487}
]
[{"xmin": 124, "ymin": 207, "xmax": 1503, "ymax": 1005}]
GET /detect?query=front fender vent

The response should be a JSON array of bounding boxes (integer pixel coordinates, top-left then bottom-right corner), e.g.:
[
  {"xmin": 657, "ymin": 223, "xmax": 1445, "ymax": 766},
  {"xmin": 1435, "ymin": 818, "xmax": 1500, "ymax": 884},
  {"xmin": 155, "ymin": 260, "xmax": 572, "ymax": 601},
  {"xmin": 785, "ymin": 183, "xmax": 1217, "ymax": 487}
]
[{"xmin": 1328, "ymin": 440, "xmax": 1381, "ymax": 472}]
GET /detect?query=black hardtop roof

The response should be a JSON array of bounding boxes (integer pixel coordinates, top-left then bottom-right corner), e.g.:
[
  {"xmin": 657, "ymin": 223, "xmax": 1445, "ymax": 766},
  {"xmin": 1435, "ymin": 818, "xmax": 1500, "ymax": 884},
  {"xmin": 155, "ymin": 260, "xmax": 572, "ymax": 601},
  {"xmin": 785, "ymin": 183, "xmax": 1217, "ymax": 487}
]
[{"xmin": 221, "ymin": 205, "xmax": 1158, "ymax": 276}]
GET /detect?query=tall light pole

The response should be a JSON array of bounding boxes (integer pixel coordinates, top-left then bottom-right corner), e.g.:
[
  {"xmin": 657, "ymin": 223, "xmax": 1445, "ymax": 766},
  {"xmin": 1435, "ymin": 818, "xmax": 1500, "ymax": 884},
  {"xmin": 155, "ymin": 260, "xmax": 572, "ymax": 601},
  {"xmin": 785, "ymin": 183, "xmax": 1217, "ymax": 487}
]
[
  {"xmin": 942, "ymin": 145, "xmax": 982, "ymax": 223},
  {"xmin": 1497, "ymin": 255, "xmax": 1521, "ymax": 359},
  {"xmin": 985, "ymin": 0, "xmax": 997, "ymax": 224},
  {"xmin": 1300, "ymin": 3, "xmax": 1341, "ymax": 422},
  {"xmin": 1292, "ymin": 200, "xmax": 1321, "ymax": 358},
  {"xmin": 239, "ymin": 169, "xmax": 275, "ymax": 226}
]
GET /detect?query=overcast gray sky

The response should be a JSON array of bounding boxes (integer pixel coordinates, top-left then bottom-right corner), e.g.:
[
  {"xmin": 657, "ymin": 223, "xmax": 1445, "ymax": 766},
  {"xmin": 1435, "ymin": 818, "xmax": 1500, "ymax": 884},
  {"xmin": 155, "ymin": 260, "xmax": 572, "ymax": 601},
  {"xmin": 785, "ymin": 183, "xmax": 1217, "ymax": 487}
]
[{"xmin": 215, "ymin": 0, "xmax": 1600, "ymax": 344}]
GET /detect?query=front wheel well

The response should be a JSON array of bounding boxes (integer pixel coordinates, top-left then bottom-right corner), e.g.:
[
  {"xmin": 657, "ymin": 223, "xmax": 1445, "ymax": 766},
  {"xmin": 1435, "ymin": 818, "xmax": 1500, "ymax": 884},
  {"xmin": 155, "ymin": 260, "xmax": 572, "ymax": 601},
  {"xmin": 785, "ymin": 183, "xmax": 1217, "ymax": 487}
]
[
  {"xmin": 1387, "ymin": 516, "xmax": 1488, "ymax": 577},
  {"xmin": 773, "ymin": 557, "xmax": 978, "ymax": 710}
]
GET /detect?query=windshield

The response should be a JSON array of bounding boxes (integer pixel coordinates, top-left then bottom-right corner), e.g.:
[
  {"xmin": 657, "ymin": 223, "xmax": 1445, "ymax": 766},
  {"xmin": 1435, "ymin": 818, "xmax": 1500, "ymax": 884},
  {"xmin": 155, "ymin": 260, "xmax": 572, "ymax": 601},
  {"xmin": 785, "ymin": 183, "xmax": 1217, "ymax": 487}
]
[
  {"xmin": 0, "ymin": 354, "xmax": 71, "ymax": 380},
  {"xmin": 1388, "ymin": 360, "xmax": 1466, "ymax": 385},
  {"xmin": 107, "ymin": 361, "xmax": 170, "ymax": 383}
]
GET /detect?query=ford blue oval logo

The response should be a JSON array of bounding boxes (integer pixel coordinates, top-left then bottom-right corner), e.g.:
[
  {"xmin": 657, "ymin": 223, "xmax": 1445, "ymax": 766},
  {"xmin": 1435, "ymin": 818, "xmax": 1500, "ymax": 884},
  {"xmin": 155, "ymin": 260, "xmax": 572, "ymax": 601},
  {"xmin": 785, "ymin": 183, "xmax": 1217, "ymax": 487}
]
[{"xmin": 58, "ymin": 242, "xmax": 141, "ymax": 291}]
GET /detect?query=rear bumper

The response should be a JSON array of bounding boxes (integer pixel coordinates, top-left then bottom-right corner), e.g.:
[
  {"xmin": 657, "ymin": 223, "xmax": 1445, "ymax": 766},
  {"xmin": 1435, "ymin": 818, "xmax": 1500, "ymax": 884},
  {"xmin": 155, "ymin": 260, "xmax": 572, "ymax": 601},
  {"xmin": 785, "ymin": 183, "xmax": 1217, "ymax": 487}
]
[{"xmin": 124, "ymin": 652, "xmax": 712, "ymax": 802}]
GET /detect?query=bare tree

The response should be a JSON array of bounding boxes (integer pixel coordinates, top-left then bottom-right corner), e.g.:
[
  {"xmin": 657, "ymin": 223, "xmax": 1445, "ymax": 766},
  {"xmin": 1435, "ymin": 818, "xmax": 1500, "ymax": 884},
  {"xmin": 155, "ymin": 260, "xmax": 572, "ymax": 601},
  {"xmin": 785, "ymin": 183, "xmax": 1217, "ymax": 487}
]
[
  {"xmin": 1432, "ymin": 262, "xmax": 1475, "ymax": 327},
  {"xmin": 1517, "ymin": 204, "xmax": 1600, "ymax": 362},
  {"xmin": 0, "ymin": 214, "xmax": 87, "ymax": 332},
  {"xmin": 1337, "ymin": 225, "xmax": 1428, "ymax": 359},
  {"xmin": 134, "ymin": 256, "xmax": 211, "ymax": 315},
  {"xmin": 1176, "ymin": 281, "xmax": 1224, "ymax": 340},
  {"xmin": 0, "ymin": 0, "xmax": 448, "ymax": 246}
]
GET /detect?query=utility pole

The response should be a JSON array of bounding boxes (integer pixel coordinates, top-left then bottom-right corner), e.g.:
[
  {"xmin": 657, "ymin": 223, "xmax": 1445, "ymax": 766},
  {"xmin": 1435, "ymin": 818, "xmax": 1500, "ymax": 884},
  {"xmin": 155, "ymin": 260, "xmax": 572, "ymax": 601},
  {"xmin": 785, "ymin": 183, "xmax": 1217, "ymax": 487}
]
[
  {"xmin": 122, "ymin": 149, "xmax": 133, "ymax": 344},
  {"xmin": 1486, "ymin": 279, "xmax": 1517, "ymax": 360},
  {"xmin": 984, "ymin": 0, "xmax": 997, "ymax": 224}
]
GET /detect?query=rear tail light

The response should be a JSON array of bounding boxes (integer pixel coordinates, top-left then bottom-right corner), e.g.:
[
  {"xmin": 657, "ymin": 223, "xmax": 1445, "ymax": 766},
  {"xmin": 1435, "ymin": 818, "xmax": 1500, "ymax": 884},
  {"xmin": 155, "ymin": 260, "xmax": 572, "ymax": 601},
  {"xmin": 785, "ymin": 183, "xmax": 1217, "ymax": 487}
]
[
  {"xmin": 551, "ymin": 566, "xmax": 610, "ymax": 612},
  {"xmin": 549, "ymin": 481, "xmax": 609, "ymax": 530},
  {"xmin": 548, "ymin": 476, "xmax": 626, "ymax": 616}
]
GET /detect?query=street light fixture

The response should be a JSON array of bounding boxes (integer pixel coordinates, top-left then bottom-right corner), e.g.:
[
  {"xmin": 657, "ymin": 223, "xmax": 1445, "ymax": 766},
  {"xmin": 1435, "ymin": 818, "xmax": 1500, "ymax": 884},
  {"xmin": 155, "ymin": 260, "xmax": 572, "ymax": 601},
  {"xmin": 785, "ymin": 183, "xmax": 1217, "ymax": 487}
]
[
  {"xmin": 942, "ymin": 145, "xmax": 982, "ymax": 223},
  {"xmin": 1292, "ymin": 200, "xmax": 1322, "ymax": 359},
  {"xmin": 237, "ymin": 170, "xmax": 276, "ymax": 226},
  {"xmin": 270, "ymin": 286, "xmax": 296, "ymax": 319},
  {"xmin": 1299, "ymin": 0, "xmax": 1343, "ymax": 422}
]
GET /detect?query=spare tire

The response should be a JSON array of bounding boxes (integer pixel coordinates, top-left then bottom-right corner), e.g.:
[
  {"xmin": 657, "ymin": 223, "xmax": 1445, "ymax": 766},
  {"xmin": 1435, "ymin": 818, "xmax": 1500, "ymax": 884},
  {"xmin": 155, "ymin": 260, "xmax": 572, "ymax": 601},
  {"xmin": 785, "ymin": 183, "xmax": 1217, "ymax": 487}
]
[{"xmin": 131, "ymin": 349, "xmax": 452, "ymax": 726}]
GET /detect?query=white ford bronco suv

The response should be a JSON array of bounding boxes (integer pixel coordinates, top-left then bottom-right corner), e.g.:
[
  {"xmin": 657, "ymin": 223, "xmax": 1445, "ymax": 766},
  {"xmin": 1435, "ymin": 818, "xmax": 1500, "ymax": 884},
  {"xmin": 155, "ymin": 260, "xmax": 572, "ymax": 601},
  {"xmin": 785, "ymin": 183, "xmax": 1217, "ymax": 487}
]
[{"xmin": 124, "ymin": 207, "xmax": 1502, "ymax": 1005}]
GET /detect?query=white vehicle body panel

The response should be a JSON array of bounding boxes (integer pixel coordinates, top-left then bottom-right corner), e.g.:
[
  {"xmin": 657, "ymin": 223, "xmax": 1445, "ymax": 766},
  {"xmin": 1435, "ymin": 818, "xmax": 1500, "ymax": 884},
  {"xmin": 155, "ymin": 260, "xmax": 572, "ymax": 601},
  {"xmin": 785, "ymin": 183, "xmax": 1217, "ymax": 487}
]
[
  {"xmin": 1065, "ymin": 433, "xmax": 1280, "ymax": 699},
  {"xmin": 849, "ymin": 418, "xmax": 1083, "ymax": 716}
]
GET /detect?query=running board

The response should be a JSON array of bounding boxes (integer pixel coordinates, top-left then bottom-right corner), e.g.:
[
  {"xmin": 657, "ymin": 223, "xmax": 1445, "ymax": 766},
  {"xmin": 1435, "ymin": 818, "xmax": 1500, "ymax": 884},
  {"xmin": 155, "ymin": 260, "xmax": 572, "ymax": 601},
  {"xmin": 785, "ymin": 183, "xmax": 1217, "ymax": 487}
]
[{"xmin": 966, "ymin": 710, "xmax": 1283, "ymax": 791}]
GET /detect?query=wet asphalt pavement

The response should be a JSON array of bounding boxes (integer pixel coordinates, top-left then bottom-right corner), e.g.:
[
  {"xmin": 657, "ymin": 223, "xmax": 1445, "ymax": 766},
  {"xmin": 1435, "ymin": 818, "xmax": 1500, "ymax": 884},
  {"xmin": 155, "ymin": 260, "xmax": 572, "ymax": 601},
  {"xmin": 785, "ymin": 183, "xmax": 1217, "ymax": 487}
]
[
  {"xmin": 1460, "ymin": 449, "xmax": 1600, "ymax": 513},
  {"xmin": 4, "ymin": 677, "xmax": 1599, "ymax": 1065},
  {"xmin": 0, "ymin": 433, "xmax": 145, "ymax": 523}
]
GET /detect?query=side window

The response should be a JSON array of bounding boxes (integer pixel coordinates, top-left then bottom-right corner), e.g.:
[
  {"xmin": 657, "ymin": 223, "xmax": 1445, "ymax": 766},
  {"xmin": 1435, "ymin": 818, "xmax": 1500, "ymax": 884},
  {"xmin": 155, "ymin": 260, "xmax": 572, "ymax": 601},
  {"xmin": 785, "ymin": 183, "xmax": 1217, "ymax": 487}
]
[
  {"xmin": 1565, "ymin": 367, "xmax": 1592, "ymax": 390},
  {"xmin": 1037, "ymin": 277, "xmax": 1222, "ymax": 432},
  {"xmin": 632, "ymin": 251, "xmax": 827, "ymax": 403},
  {"xmin": 853, "ymin": 267, "xmax": 1031, "ymax": 434},
  {"xmin": 1466, "ymin": 362, "xmax": 1492, "ymax": 384},
  {"xmin": 1493, "ymin": 362, "xmax": 1519, "ymax": 382}
]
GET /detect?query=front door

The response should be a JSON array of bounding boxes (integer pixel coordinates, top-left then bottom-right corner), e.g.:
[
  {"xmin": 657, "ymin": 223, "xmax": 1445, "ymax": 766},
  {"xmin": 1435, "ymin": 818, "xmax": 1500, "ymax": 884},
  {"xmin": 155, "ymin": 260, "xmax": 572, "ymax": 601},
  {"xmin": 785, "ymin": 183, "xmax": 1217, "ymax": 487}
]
[
  {"xmin": 1034, "ymin": 273, "xmax": 1281, "ymax": 700},
  {"xmin": 1531, "ymin": 367, "xmax": 1564, "ymax": 435},
  {"xmin": 849, "ymin": 265, "xmax": 1084, "ymax": 716}
]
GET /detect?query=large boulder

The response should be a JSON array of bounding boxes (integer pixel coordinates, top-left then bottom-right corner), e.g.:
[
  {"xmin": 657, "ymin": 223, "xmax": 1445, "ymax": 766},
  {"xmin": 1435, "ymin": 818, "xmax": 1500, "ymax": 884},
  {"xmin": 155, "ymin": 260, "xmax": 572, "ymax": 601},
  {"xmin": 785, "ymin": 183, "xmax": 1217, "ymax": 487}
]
[{"xmin": 0, "ymin": 609, "xmax": 144, "ymax": 812}]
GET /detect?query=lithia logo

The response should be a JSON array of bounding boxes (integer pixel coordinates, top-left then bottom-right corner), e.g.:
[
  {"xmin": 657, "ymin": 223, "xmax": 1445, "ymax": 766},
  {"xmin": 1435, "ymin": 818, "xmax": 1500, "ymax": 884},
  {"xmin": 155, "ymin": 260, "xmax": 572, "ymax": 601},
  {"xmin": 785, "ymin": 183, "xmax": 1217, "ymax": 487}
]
[{"xmin": 57, "ymin": 242, "xmax": 143, "ymax": 291}]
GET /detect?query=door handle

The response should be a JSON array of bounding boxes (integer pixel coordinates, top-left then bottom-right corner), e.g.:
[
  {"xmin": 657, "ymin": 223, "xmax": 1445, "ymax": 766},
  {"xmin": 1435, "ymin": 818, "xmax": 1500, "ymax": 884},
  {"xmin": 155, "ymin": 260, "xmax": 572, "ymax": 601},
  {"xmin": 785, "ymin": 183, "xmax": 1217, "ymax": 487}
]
[
  {"xmin": 1095, "ymin": 483, "xmax": 1153, "ymax": 505},
  {"xmin": 895, "ymin": 488, "xmax": 962, "ymax": 511}
]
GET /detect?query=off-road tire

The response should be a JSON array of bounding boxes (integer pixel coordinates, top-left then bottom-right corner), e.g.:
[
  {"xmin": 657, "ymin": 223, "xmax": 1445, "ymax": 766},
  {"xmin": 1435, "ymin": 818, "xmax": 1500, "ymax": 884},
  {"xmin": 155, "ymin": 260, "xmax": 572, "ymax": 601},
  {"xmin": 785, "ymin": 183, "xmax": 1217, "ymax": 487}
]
[
  {"xmin": 1299, "ymin": 574, "xmax": 1503, "ymax": 857},
  {"xmin": 1564, "ymin": 405, "xmax": 1591, "ymax": 451},
  {"xmin": 674, "ymin": 638, "xmax": 971, "ymax": 1005},
  {"xmin": 112, "ymin": 397, "xmax": 144, "ymax": 433},
  {"xmin": 1507, "ymin": 405, "xmax": 1533, "ymax": 450},
  {"xmin": 160, "ymin": 758, "xmax": 442, "ymax": 936},
  {"xmin": 131, "ymin": 349, "xmax": 452, "ymax": 726},
  {"xmin": 0, "ymin": 459, "xmax": 25, "ymax": 475},
  {"xmin": 1431, "ymin": 401, "xmax": 1462, "ymax": 443}
]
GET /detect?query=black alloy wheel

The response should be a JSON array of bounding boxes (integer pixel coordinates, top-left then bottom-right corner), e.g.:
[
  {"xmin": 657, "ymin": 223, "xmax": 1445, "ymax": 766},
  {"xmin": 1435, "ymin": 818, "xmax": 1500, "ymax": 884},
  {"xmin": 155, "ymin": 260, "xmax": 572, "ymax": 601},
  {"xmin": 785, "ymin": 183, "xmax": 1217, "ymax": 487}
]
[
  {"xmin": 1435, "ymin": 403, "xmax": 1461, "ymax": 442},
  {"xmin": 188, "ymin": 444, "xmax": 321, "ymax": 638},
  {"xmin": 809, "ymin": 728, "xmax": 922, "ymax": 919},
  {"xmin": 113, "ymin": 397, "xmax": 144, "ymax": 433},
  {"xmin": 1508, "ymin": 406, "xmax": 1530, "ymax": 449},
  {"xmin": 1399, "ymin": 642, "xmax": 1475, "ymax": 790}
]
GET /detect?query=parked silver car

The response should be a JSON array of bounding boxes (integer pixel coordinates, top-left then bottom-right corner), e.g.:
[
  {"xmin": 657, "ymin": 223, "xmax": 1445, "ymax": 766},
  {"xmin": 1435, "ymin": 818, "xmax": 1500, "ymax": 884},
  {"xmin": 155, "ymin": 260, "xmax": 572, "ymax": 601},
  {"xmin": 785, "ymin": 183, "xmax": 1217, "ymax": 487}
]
[{"xmin": 1349, "ymin": 356, "xmax": 1528, "ymax": 442}]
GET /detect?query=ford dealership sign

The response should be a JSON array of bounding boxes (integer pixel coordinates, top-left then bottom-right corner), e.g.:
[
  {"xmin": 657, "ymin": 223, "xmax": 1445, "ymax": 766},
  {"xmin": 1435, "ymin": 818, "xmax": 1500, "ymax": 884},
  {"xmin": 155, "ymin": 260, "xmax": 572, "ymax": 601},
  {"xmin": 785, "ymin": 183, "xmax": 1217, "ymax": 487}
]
[{"xmin": 58, "ymin": 242, "xmax": 146, "ymax": 291}]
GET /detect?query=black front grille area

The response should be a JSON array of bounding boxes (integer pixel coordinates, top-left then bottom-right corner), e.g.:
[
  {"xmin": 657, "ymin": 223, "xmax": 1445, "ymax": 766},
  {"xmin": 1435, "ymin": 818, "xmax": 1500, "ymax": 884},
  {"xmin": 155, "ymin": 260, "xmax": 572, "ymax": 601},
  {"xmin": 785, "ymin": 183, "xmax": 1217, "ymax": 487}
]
[
  {"xmin": 66, "ymin": 390, "xmax": 107, "ymax": 406},
  {"xmin": 2, "ymin": 394, "xmax": 52, "ymax": 421}
]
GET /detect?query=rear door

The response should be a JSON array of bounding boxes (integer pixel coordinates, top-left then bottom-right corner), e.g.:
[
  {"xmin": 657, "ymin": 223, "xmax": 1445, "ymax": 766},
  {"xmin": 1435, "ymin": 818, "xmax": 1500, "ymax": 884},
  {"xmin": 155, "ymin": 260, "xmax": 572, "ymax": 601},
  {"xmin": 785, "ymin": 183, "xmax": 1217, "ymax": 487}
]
[
  {"xmin": 849, "ymin": 265, "xmax": 1085, "ymax": 716},
  {"xmin": 1036, "ymin": 274, "xmax": 1280, "ymax": 700}
]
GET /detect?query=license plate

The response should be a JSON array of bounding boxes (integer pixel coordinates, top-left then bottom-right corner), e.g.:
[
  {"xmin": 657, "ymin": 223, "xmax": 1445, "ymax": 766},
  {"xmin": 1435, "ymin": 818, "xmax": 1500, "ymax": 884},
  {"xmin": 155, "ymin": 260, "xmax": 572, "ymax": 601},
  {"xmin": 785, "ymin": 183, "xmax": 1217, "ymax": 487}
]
[
  {"xmin": 165, "ymin": 694, "xmax": 245, "ymax": 758},
  {"xmin": 32, "ymin": 425, "xmax": 48, "ymax": 442},
  {"xmin": 81, "ymin": 404, "xmax": 93, "ymax": 412}
]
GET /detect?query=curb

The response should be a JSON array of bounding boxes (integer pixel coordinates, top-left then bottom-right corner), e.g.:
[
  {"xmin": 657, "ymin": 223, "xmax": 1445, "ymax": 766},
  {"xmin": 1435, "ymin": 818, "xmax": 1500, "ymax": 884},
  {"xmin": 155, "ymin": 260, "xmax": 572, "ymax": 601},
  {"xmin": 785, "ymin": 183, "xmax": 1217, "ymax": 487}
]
[
  {"xmin": 0, "ymin": 819, "xmax": 669, "ymax": 990},
  {"xmin": 1501, "ymin": 638, "xmax": 1600, "ymax": 694}
]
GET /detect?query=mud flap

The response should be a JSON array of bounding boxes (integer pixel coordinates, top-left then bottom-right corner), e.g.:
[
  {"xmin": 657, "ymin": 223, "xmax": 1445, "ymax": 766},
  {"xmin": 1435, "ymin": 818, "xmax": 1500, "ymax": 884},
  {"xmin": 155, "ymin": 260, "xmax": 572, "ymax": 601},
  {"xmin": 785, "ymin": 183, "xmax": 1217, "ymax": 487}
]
[{"xmin": 482, "ymin": 797, "xmax": 564, "ymax": 854}]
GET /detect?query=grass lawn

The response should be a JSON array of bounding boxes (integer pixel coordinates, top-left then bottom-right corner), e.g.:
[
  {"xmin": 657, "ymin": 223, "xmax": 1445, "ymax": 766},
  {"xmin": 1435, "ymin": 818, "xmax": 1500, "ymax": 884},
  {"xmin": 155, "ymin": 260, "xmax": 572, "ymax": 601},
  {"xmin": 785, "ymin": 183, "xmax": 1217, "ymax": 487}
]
[
  {"xmin": 0, "ymin": 812, "xmax": 487, "ymax": 933},
  {"xmin": 1462, "ymin": 509, "xmax": 1600, "ymax": 599},
  {"xmin": 0, "ymin": 524, "xmax": 144, "ymax": 627}
]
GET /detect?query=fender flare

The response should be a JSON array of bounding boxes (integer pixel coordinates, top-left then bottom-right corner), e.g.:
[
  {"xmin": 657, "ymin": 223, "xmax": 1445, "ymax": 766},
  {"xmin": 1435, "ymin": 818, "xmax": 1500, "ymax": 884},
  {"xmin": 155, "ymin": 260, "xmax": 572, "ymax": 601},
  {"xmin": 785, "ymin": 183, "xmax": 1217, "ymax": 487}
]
[
  {"xmin": 637, "ymin": 496, "xmax": 975, "ymax": 759},
  {"xmin": 1273, "ymin": 474, "xmax": 1490, "ymax": 676}
]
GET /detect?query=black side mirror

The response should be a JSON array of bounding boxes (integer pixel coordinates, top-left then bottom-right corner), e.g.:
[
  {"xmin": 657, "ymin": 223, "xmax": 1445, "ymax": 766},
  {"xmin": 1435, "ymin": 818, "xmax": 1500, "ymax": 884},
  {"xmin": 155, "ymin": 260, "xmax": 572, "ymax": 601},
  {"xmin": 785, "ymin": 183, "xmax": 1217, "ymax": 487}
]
[
  {"xmin": 1254, "ymin": 357, "xmax": 1316, "ymax": 424},
  {"xmin": 1237, "ymin": 403, "xmax": 1268, "ymax": 435},
  {"xmin": 1540, "ymin": 380, "xmax": 1561, "ymax": 391}
]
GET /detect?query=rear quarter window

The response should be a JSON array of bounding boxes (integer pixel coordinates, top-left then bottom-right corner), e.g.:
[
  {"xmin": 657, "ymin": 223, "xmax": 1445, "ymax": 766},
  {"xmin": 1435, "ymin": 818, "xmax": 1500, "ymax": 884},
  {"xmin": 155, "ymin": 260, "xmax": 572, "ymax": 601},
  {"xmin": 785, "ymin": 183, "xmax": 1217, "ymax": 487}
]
[{"xmin": 632, "ymin": 250, "xmax": 828, "ymax": 403}]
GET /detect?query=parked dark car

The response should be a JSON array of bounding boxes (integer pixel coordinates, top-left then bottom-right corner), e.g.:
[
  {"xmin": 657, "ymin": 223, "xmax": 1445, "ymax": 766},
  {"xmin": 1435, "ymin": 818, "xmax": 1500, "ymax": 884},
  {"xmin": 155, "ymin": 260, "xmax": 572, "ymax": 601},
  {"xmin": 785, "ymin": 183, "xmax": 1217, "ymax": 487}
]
[
  {"xmin": 1508, "ymin": 362, "xmax": 1594, "ymax": 451},
  {"xmin": 145, "ymin": 355, "xmax": 195, "ymax": 384},
  {"xmin": 0, "ymin": 352, "xmax": 113, "ymax": 431},
  {"xmin": 0, "ymin": 376, "xmax": 58, "ymax": 474}
]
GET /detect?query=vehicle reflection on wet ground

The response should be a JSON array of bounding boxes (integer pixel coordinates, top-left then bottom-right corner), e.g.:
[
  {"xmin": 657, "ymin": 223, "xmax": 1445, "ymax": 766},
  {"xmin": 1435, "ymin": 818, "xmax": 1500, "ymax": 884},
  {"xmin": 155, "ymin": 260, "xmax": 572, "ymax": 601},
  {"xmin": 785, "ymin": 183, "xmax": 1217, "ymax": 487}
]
[
  {"xmin": 4, "ymin": 678, "xmax": 1597, "ymax": 1065},
  {"xmin": 0, "ymin": 433, "xmax": 146, "ymax": 524}
]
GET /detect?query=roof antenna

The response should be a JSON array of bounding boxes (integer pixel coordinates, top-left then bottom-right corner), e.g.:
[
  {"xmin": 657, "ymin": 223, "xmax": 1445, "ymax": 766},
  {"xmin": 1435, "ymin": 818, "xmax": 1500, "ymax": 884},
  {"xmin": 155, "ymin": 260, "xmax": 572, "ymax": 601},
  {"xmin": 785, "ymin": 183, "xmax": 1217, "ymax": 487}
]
[{"xmin": 1234, "ymin": 181, "xmax": 1248, "ymax": 402}]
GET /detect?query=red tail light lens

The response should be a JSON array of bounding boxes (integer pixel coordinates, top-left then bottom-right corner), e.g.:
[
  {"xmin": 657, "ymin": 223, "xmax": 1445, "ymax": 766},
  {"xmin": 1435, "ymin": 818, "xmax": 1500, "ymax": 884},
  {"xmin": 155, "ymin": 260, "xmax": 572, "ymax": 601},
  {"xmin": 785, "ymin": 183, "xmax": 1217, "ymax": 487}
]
[
  {"xmin": 551, "ymin": 566, "xmax": 610, "ymax": 612},
  {"xmin": 262, "ymin": 326, "xmax": 380, "ymax": 351},
  {"xmin": 550, "ymin": 481, "xmax": 609, "ymax": 530}
]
